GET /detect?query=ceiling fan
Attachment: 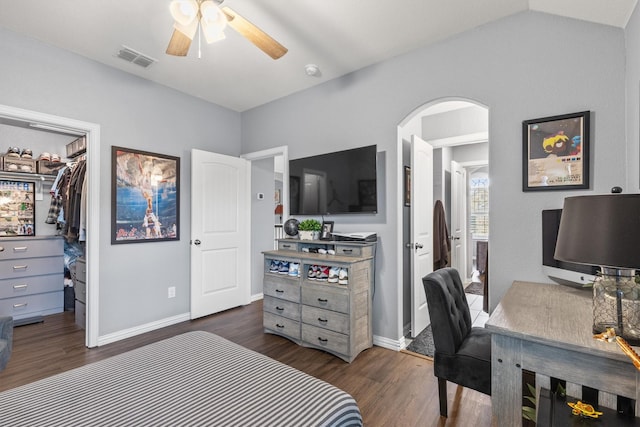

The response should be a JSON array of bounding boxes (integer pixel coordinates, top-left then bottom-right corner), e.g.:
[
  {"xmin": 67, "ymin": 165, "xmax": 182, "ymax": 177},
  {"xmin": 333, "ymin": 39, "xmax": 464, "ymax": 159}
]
[{"xmin": 166, "ymin": 0, "xmax": 288, "ymax": 60}]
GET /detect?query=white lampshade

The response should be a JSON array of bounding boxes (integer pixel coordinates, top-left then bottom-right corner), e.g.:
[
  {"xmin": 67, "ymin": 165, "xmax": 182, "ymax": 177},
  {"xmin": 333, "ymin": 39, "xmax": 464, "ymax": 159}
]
[
  {"xmin": 200, "ymin": 0, "xmax": 227, "ymax": 43},
  {"xmin": 169, "ymin": 0, "xmax": 199, "ymax": 26}
]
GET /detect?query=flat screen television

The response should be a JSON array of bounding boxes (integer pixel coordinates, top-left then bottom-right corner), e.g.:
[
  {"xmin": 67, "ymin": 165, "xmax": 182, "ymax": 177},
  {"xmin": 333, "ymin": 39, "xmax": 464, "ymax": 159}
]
[
  {"xmin": 542, "ymin": 209, "xmax": 598, "ymax": 286},
  {"xmin": 289, "ymin": 145, "xmax": 377, "ymax": 215}
]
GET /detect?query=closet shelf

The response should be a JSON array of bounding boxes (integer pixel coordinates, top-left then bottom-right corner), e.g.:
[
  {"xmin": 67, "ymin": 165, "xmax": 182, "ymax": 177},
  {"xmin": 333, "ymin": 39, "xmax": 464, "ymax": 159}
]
[{"xmin": 0, "ymin": 171, "xmax": 56, "ymax": 181}]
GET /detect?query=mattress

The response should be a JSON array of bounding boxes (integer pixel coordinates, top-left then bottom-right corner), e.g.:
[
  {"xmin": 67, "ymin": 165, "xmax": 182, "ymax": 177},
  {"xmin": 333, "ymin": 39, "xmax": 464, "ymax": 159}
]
[{"xmin": 0, "ymin": 331, "xmax": 363, "ymax": 426}]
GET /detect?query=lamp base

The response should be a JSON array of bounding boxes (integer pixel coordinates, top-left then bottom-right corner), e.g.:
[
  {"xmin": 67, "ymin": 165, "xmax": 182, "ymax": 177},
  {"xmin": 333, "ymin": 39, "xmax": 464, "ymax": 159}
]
[{"xmin": 593, "ymin": 270, "xmax": 640, "ymax": 346}]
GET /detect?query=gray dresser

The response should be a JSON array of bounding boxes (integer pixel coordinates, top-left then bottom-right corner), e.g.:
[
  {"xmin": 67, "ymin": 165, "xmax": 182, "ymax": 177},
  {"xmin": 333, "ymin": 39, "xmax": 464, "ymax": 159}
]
[
  {"xmin": 263, "ymin": 239, "xmax": 375, "ymax": 363},
  {"xmin": 0, "ymin": 236, "xmax": 64, "ymax": 325}
]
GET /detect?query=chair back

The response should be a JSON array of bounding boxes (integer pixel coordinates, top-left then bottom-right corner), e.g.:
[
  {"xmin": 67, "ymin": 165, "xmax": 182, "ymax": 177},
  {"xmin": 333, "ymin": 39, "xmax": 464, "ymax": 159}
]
[{"xmin": 422, "ymin": 268, "xmax": 472, "ymax": 355}]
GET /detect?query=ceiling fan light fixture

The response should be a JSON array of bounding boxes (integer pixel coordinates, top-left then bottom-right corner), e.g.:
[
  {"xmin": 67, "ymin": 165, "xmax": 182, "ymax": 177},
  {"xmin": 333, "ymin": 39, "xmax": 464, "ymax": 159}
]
[
  {"xmin": 200, "ymin": 1, "xmax": 227, "ymax": 43},
  {"xmin": 169, "ymin": 0, "xmax": 199, "ymax": 26}
]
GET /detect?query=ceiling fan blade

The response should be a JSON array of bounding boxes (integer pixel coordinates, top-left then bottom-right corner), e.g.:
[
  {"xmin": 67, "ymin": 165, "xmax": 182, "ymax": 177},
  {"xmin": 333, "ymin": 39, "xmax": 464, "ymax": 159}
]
[
  {"xmin": 166, "ymin": 29, "xmax": 192, "ymax": 56},
  {"xmin": 221, "ymin": 6, "xmax": 287, "ymax": 60}
]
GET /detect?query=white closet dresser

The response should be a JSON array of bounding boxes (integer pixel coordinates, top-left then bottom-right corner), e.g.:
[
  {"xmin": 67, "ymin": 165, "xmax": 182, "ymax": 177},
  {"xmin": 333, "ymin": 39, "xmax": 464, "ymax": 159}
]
[{"xmin": 0, "ymin": 236, "xmax": 64, "ymax": 325}]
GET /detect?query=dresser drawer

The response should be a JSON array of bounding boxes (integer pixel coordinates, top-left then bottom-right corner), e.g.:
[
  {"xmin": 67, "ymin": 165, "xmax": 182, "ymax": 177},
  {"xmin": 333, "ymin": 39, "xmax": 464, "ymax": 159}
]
[
  {"xmin": 0, "ymin": 238, "xmax": 63, "ymax": 260},
  {"xmin": 75, "ymin": 280, "xmax": 87, "ymax": 304},
  {"xmin": 0, "ymin": 291, "xmax": 63, "ymax": 318},
  {"xmin": 277, "ymin": 241, "xmax": 299, "ymax": 252},
  {"xmin": 0, "ymin": 273, "xmax": 63, "ymax": 299},
  {"xmin": 264, "ymin": 295, "xmax": 299, "ymax": 321},
  {"xmin": 0, "ymin": 256, "xmax": 63, "ymax": 278},
  {"xmin": 302, "ymin": 305, "xmax": 349, "ymax": 334},
  {"xmin": 264, "ymin": 312, "xmax": 300, "ymax": 341},
  {"xmin": 302, "ymin": 324, "xmax": 349, "ymax": 356},
  {"xmin": 264, "ymin": 276, "xmax": 300, "ymax": 303},
  {"xmin": 302, "ymin": 286, "xmax": 349, "ymax": 314},
  {"xmin": 333, "ymin": 244, "xmax": 375, "ymax": 258}
]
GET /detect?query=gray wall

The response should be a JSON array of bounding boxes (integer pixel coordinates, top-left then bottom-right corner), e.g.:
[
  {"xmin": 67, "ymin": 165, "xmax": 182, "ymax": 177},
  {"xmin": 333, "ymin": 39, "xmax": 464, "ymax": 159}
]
[
  {"xmin": 242, "ymin": 11, "xmax": 627, "ymax": 342},
  {"xmin": 0, "ymin": 27, "xmax": 241, "ymax": 336},
  {"xmin": 626, "ymin": 5, "xmax": 640, "ymax": 193},
  {"xmin": 250, "ymin": 158, "xmax": 276, "ymax": 296}
]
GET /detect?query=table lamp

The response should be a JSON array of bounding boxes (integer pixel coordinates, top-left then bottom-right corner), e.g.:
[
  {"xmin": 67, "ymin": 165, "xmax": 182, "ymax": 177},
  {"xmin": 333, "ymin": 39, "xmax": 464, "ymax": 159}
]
[{"xmin": 554, "ymin": 192, "xmax": 640, "ymax": 345}]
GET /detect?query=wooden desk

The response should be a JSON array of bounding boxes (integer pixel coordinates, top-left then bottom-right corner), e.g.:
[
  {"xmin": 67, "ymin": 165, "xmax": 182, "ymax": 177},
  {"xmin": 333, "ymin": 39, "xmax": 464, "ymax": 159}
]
[{"xmin": 485, "ymin": 281, "xmax": 640, "ymax": 426}]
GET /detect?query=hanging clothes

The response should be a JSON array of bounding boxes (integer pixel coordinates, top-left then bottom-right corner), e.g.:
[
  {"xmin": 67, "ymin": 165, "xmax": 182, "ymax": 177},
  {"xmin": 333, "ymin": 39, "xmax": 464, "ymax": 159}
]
[{"xmin": 433, "ymin": 199, "xmax": 451, "ymax": 270}]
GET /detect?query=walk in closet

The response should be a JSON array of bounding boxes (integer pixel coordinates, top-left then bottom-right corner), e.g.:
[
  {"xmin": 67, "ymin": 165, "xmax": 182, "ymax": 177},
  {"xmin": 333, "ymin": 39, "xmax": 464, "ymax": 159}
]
[{"xmin": 0, "ymin": 118, "xmax": 88, "ymax": 334}]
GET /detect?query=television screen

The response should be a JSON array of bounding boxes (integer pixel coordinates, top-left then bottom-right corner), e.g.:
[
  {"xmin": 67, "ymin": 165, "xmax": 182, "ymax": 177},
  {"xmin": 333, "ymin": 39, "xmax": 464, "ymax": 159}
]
[{"xmin": 289, "ymin": 145, "xmax": 377, "ymax": 215}]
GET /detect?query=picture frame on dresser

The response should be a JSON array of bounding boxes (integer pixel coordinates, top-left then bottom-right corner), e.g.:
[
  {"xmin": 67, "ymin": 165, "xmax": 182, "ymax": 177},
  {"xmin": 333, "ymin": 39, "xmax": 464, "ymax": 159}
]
[
  {"xmin": 0, "ymin": 180, "xmax": 36, "ymax": 236},
  {"xmin": 320, "ymin": 221, "xmax": 334, "ymax": 240},
  {"xmin": 111, "ymin": 146, "xmax": 180, "ymax": 244}
]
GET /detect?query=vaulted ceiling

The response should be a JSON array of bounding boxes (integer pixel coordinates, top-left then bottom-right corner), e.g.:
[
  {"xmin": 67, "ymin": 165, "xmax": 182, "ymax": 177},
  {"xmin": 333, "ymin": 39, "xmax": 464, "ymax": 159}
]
[{"xmin": 0, "ymin": 0, "xmax": 636, "ymax": 112}]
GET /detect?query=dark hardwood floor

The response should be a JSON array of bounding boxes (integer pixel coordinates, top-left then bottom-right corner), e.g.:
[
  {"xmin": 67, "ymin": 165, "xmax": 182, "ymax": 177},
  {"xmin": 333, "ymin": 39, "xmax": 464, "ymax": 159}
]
[{"xmin": 0, "ymin": 300, "xmax": 492, "ymax": 426}]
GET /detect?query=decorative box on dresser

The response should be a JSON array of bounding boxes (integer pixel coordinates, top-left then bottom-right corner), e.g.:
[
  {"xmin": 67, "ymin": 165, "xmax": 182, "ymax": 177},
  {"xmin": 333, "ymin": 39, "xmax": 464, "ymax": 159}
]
[
  {"xmin": 0, "ymin": 236, "xmax": 64, "ymax": 326},
  {"xmin": 263, "ymin": 238, "xmax": 376, "ymax": 363},
  {"xmin": 74, "ymin": 257, "xmax": 86, "ymax": 329}
]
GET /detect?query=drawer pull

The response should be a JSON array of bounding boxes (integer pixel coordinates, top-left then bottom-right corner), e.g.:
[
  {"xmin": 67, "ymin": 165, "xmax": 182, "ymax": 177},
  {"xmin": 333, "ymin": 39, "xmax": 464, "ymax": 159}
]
[
  {"xmin": 0, "ymin": 246, "xmax": 4, "ymax": 252},
  {"xmin": 341, "ymin": 249, "xmax": 353, "ymax": 254},
  {"xmin": 13, "ymin": 265, "xmax": 28, "ymax": 271},
  {"xmin": 13, "ymin": 303, "xmax": 28, "ymax": 308},
  {"xmin": 275, "ymin": 289, "xmax": 284, "ymax": 294},
  {"xmin": 317, "ymin": 317, "xmax": 328, "ymax": 323},
  {"xmin": 318, "ymin": 337, "xmax": 328, "ymax": 343},
  {"xmin": 281, "ymin": 244, "xmax": 292, "ymax": 248},
  {"xmin": 275, "ymin": 323, "xmax": 285, "ymax": 329},
  {"xmin": 317, "ymin": 298, "xmax": 328, "ymax": 303},
  {"xmin": 13, "ymin": 284, "xmax": 28, "ymax": 290},
  {"xmin": 12, "ymin": 246, "xmax": 28, "ymax": 253}
]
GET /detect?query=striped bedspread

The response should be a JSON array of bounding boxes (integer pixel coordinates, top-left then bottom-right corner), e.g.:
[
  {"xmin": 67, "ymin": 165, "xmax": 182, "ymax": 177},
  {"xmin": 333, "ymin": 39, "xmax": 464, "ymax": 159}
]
[{"xmin": 0, "ymin": 331, "xmax": 363, "ymax": 426}]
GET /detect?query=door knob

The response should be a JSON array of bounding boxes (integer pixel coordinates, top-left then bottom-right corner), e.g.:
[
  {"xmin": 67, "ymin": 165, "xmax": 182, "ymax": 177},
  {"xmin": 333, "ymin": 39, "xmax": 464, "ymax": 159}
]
[
  {"xmin": 415, "ymin": 243, "xmax": 424, "ymax": 250},
  {"xmin": 194, "ymin": 239, "xmax": 201, "ymax": 245}
]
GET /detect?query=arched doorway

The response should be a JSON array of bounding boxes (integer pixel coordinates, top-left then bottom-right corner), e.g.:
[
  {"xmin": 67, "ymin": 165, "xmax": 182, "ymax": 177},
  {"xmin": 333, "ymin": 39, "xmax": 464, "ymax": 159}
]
[{"xmin": 397, "ymin": 98, "xmax": 489, "ymax": 341}]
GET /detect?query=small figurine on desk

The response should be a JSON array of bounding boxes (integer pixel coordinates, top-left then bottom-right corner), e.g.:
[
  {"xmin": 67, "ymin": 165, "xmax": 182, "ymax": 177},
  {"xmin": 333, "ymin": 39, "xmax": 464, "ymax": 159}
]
[
  {"xmin": 567, "ymin": 401, "xmax": 603, "ymax": 419},
  {"xmin": 593, "ymin": 327, "xmax": 640, "ymax": 371}
]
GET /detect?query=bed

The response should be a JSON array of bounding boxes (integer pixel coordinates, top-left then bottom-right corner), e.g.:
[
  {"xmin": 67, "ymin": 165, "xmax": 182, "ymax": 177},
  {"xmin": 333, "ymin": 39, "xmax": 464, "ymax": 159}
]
[{"xmin": 0, "ymin": 331, "xmax": 363, "ymax": 426}]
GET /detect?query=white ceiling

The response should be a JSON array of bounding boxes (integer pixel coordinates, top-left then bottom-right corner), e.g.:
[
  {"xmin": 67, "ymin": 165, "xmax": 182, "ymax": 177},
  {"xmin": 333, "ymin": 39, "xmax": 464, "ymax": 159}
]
[{"xmin": 0, "ymin": 0, "xmax": 636, "ymax": 112}]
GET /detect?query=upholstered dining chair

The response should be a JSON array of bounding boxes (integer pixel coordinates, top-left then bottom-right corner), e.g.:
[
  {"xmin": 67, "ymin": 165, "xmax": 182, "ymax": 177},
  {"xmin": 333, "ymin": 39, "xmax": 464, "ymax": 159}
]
[
  {"xmin": 422, "ymin": 268, "xmax": 491, "ymax": 418},
  {"xmin": 0, "ymin": 316, "xmax": 13, "ymax": 371}
]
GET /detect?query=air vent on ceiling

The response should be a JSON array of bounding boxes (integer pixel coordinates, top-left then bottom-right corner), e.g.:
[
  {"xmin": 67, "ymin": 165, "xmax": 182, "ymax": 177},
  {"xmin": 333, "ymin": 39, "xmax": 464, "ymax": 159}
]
[{"xmin": 116, "ymin": 46, "xmax": 157, "ymax": 69}]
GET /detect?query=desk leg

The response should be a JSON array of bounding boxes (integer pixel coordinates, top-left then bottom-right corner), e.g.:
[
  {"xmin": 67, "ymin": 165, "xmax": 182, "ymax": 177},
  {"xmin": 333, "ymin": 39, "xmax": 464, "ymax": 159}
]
[{"xmin": 492, "ymin": 334, "xmax": 523, "ymax": 426}]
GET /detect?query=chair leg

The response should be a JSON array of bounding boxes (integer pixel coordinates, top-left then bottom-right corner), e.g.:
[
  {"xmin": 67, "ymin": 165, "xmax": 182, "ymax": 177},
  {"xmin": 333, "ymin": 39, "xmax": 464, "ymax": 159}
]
[{"xmin": 438, "ymin": 377, "xmax": 448, "ymax": 417}]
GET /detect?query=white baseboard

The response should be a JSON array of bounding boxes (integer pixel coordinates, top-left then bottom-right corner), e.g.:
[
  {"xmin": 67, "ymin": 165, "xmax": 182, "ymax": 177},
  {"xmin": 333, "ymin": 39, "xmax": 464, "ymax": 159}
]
[
  {"xmin": 97, "ymin": 312, "xmax": 191, "ymax": 346},
  {"xmin": 251, "ymin": 293, "xmax": 264, "ymax": 302},
  {"xmin": 373, "ymin": 334, "xmax": 407, "ymax": 351}
]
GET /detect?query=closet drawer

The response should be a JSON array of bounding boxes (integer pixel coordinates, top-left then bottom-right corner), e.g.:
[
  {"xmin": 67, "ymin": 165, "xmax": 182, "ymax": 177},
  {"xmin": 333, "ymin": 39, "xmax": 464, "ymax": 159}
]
[
  {"xmin": 75, "ymin": 300, "xmax": 86, "ymax": 329},
  {"xmin": 0, "ymin": 291, "xmax": 63, "ymax": 319},
  {"xmin": 0, "ymin": 238, "xmax": 63, "ymax": 260},
  {"xmin": 264, "ymin": 312, "xmax": 300, "ymax": 341},
  {"xmin": 302, "ymin": 286, "xmax": 349, "ymax": 314},
  {"xmin": 263, "ymin": 295, "xmax": 299, "ymax": 321},
  {"xmin": 0, "ymin": 256, "xmax": 63, "ymax": 278},
  {"xmin": 302, "ymin": 324, "xmax": 349, "ymax": 356},
  {"xmin": 302, "ymin": 305, "xmax": 349, "ymax": 334},
  {"xmin": 0, "ymin": 273, "xmax": 63, "ymax": 299},
  {"xmin": 75, "ymin": 281, "xmax": 86, "ymax": 304},
  {"xmin": 75, "ymin": 257, "xmax": 86, "ymax": 283}
]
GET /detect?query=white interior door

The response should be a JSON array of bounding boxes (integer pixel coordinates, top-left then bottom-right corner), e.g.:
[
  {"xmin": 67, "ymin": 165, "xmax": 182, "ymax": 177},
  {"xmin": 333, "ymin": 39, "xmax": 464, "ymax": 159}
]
[
  {"xmin": 191, "ymin": 149, "xmax": 251, "ymax": 319},
  {"xmin": 410, "ymin": 135, "xmax": 433, "ymax": 336},
  {"xmin": 451, "ymin": 160, "xmax": 468, "ymax": 280}
]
